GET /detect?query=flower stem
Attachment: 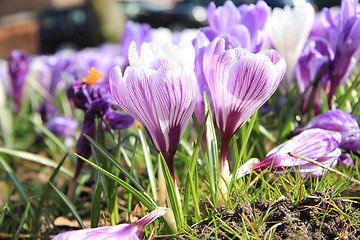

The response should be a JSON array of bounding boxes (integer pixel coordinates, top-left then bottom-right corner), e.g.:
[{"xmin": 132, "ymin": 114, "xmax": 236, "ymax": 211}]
[{"xmin": 220, "ymin": 134, "xmax": 231, "ymax": 171}]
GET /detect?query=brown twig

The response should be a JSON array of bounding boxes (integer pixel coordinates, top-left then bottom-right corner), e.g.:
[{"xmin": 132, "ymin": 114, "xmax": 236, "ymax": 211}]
[{"xmin": 288, "ymin": 152, "xmax": 360, "ymax": 186}]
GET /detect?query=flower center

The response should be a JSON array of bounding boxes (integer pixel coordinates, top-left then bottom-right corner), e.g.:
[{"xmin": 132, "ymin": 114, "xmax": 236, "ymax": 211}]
[{"xmin": 82, "ymin": 67, "xmax": 103, "ymax": 85}]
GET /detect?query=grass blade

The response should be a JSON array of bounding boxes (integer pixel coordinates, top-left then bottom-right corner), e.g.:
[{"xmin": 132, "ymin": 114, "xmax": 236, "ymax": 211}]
[
  {"xmin": 138, "ymin": 128, "xmax": 157, "ymax": 202},
  {"xmin": 0, "ymin": 156, "xmax": 35, "ymax": 218},
  {"xmin": 49, "ymin": 182, "xmax": 85, "ymax": 229},
  {"xmin": 33, "ymin": 154, "xmax": 68, "ymax": 234},
  {"xmin": 159, "ymin": 153, "xmax": 184, "ymax": 230},
  {"xmin": 90, "ymin": 173, "xmax": 102, "ymax": 228},
  {"xmin": 0, "ymin": 147, "xmax": 73, "ymax": 177},
  {"xmin": 0, "ymin": 188, "xmax": 13, "ymax": 227},
  {"xmin": 204, "ymin": 93, "xmax": 218, "ymax": 202},
  {"xmin": 15, "ymin": 202, "xmax": 30, "ymax": 239},
  {"xmin": 76, "ymin": 153, "xmax": 157, "ymax": 210},
  {"xmin": 338, "ymin": 73, "xmax": 360, "ymax": 110},
  {"xmin": 184, "ymin": 112, "xmax": 208, "ymax": 221},
  {"xmin": 231, "ymin": 111, "xmax": 257, "ymax": 188},
  {"xmin": 84, "ymin": 134, "xmax": 155, "ymax": 204}
]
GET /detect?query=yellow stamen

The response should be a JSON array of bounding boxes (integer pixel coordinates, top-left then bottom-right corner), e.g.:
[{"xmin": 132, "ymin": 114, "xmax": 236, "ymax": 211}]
[{"xmin": 82, "ymin": 67, "xmax": 103, "ymax": 85}]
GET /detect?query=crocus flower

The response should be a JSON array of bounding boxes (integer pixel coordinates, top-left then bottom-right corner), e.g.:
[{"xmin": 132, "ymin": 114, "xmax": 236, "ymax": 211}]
[
  {"xmin": 67, "ymin": 67, "xmax": 134, "ymax": 188},
  {"xmin": 51, "ymin": 207, "xmax": 168, "ymax": 240},
  {"xmin": 307, "ymin": 0, "xmax": 360, "ymax": 106},
  {"xmin": 266, "ymin": 2, "xmax": 315, "ymax": 86},
  {"xmin": 121, "ymin": 21, "xmax": 152, "ymax": 60},
  {"xmin": 203, "ymin": 0, "xmax": 269, "ymax": 53},
  {"xmin": 239, "ymin": 129, "xmax": 342, "ymax": 178},
  {"xmin": 8, "ymin": 50, "xmax": 29, "ymax": 113},
  {"xmin": 193, "ymin": 32, "xmax": 212, "ymax": 128},
  {"xmin": 110, "ymin": 41, "xmax": 197, "ymax": 180},
  {"xmin": 295, "ymin": 39, "xmax": 333, "ymax": 114},
  {"xmin": 328, "ymin": 0, "xmax": 360, "ymax": 105},
  {"xmin": 294, "ymin": 109, "xmax": 360, "ymax": 156},
  {"xmin": 203, "ymin": 38, "xmax": 286, "ymax": 173}
]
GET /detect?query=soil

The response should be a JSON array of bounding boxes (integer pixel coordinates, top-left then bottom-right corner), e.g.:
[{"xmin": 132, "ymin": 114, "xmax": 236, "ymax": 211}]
[{"xmin": 178, "ymin": 190, "xmax": 360, "ymax": 240}]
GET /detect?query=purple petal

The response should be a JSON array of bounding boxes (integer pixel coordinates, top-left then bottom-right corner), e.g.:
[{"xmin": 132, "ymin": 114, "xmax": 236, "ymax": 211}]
[
  {"xmin": 338, "ymin": 153, "xmax": 355, "ymax": 168},
  {"xmin": 204, "ymin": 42, "xmax": 286, "ymax": 137},
  {"xmin": 207, "ymin": 1, "xmax": 241, "ymax": 33},
  {"xmin": 8, "ymin": 50, "xmax": 29, "ymax": 112},
  {"xmin": 295, "ymin": 109, "xmax": 360, "ymax": 151},
  {"xmin": 45, "ymin": 116, "xmax": 77, "ymax": 139},
  {"xmin": 110, "ymin": 61, "xmax": 197, "ymax": 159},
  {"xmin": 51, "ymin": 207, "xmax": 168, "ymax": 240},
  {"xmin": 121, "ymin": 21, "xmax": 153, "ymax": 60},
  {"xmin": 252, "ymin": 129, "xmax": 342, "ymax": 177},
  {"xmin": 104, "ymin": 111, "xmax": 135, "ymax": 130}
]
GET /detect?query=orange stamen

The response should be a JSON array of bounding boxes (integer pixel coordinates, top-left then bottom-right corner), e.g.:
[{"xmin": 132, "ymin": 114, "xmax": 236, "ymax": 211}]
[{"xmin": 82, "ymin": 67, "xmax": 103, "ymax": 85}]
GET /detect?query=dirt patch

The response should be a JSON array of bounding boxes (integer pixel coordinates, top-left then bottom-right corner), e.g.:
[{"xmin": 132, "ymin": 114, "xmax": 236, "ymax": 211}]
[{"xmin": 179, "ymin": 191, "xmax": 360, "ymax": 239}]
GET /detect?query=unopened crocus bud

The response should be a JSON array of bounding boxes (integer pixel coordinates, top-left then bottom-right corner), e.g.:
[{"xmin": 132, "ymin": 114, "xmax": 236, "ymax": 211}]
[{"xmin": 8, "ymin": 50, "xmax": 29, "ymax": 113}]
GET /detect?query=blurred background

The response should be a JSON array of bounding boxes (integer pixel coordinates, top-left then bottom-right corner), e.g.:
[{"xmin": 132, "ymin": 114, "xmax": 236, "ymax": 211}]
[{"xmin": 0, "ymin": 0, "xmax": 341, "ymax": 59}]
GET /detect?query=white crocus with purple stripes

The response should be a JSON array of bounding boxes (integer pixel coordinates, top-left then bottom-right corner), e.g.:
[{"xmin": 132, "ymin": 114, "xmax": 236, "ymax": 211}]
[
  {"xmin": 241, "ymin": 129, "xmax": 342, "ymax": 178},
  {"xmin": 203, "ymin": 37, "xmax": 286, "ymax": 171},
  {"xmin": 51, "ymin": 207, "xmax": 168, "ymax": 240},
  {"xmin": 110, "ymin": 41, "xmax": 197, "ymax": 181}
]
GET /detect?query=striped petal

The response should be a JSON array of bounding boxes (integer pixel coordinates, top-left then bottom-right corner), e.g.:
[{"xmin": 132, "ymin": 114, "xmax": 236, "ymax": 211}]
[
  {"xmin": 51, "ymin": 207, "xmax": 168, "ymax": 240},
  {"xmin": 109, "ymin": 61, "xmax": 197, "ymax": 155},
  {"xmin": 252, "ymin": 129, "xmax": 342, "ymax": 177},
  {"xmin": 203, "ymin": 38, "xmax": 286, "ymax": 137}
]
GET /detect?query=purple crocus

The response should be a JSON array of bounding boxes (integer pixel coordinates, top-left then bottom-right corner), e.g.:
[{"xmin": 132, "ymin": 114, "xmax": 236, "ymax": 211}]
[
  {"xmin": 203, "ymin": 1, "xmax": 269, "ymax": 53},
  {"xmin": 192, "ymin": 32, "xmax": 212, "ymax": 128},
  {"xmin": 51, "ymin": 207, "xmax": 168, "ymax": 240},
  {"xmin": 203, "ymin": 38, "xmax": 286, "ymax": 172},
  {"xmin": 328, "ymin": 0, "xmax": 360, "ymax": 106},
  {"xmin": 309, "ymin": 0, "xmax": 360, "ymax": 106},
  {"xmin": 249, "ymin": 129, "xmax": 342, "ymax": 178},
  {"xmin": 109, "ymin": 43, "xmax": 197, "ymax": 181},
  {"xmin": 294, "ymin": 109, "xmax": 360, "ymax": 156},
  {"xmin": 295, "ymin": 39, "xmax": 333, "ymax": 114},
  {"xmin": 67, "ymin": 67, "xmax": 134, "ymax": 184},
  {"xmin": 8, "ymin": 50, "xmax": 29, "ymax": 113},
  {"xmin": 120, "ymin": 21, "xmax": 152, "ymax": 64}
]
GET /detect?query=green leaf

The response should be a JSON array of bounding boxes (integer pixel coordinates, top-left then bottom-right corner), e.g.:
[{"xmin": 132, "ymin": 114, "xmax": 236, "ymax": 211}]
[
  {"xmin": 76, "ymin": 153, "xmax": 157, "ymax": 210},
  {"xmin": 0, "ymin": 147, "xmax": 73, "ymax": 177},
  {"xmin": 159, "ymin": 153, "xmax": 184, "ymax": 230},
  {"xmin": 231, "ymin": 111, "xmax": 257, "ymax": 189},
  {"xmin": 184, "ymin": 112, "xmax": 208, "ymax": 221},
  {"xmin": 138, "ymin": 128, "xmax": 157, "ymax": 202},
  {"xmin": 15, "ymin": 202, "xmax": 30, "ymax": 239},
  {"xmin": 84, "ymin": 134, "xmax": 156, "ymax": 205},
  {"xmin": 338, "ymin": 73, "xmax": 360, "ymax": 110},
  {"xmin": 0, "ymin": 188, "xmax": 13, "ymax": 227},
  {"xmin": 203, "ymin": 93, "xmax": 218, "ymax": 202},
  {"xmin": 49, "ymin": 182, "xmax": 85, "ymax": 229},
  {"xmin": 90, "ymin": 173, "xmax": 102, "ymax": 228},
  {"xmin": 33, "ymin": 154, "xmax": 68, "ymax": 233},
  {"xmin": 0, "ymin": 155, "xmax": 35, "ymax": 218},
  {"xmin": 93, "ymin": 118, "xmax": 119, "ymax": 225}
]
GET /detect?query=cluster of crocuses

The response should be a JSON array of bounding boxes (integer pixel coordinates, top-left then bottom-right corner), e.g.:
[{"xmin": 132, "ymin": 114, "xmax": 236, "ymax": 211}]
[{"xmin": 1, "ymin": 0, "xmax": 360, "ymax": 239}]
